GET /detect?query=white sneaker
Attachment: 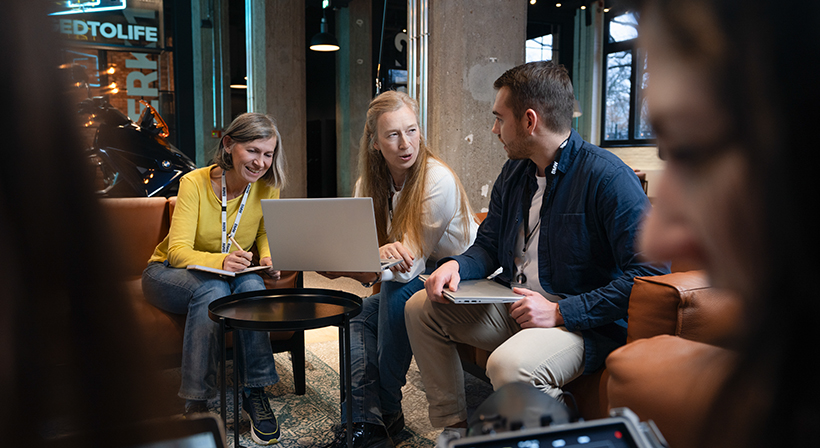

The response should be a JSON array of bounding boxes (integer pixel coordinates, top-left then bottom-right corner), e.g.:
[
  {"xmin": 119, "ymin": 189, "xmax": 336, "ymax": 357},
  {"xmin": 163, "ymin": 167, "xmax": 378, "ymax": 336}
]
[{"xmin": 435, "ymin": 427, "xmax": 467, "ymax": 448}]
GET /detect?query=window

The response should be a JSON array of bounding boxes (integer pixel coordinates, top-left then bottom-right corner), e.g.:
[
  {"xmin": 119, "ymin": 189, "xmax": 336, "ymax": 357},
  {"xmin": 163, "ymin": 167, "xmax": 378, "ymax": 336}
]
[
  {"xmin": 526, "ymin": 34, "xmax": 554, "ymax": 62},
  {"xmin": 602, "ymin": 11, "xmax": 654, "ymax": 145}
]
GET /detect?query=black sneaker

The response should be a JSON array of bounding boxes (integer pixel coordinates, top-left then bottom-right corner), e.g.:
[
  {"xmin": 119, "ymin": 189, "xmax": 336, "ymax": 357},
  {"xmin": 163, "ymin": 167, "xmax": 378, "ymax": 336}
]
[
  {"xmin": 183, "ymin": 400, "xmax": 210, "ymax": 419},
  {"xmin": 242, "ymin": 388, "xmax": 281, "ymax": 445},
  {"xmin": 383, "ymin": 411, "xmax": 405, "ymax": 438},
  {"xmin": 329, "ymin": 422, "xmax": 394, "ymax": 448}
]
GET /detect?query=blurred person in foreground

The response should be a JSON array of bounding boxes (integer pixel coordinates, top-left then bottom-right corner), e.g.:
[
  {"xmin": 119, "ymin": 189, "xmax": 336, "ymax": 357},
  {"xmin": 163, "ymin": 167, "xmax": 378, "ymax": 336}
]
[
  {"xmin": 0, "ymin": 2, "xmax": 173, "ymax": 446},
  {"xmin": 632, "ymin": 0, "xmax": 820, "ymax": 445}
]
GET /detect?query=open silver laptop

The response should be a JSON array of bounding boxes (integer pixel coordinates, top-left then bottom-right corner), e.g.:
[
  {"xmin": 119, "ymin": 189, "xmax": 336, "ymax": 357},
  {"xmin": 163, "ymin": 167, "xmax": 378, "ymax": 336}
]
[
  {"xmin": 419, "ymin": 275, "xmax": 523, "ymax": 304},
  {"xmin": 261, "ymin": 198, "xmax": 402, "ymax": 272}
]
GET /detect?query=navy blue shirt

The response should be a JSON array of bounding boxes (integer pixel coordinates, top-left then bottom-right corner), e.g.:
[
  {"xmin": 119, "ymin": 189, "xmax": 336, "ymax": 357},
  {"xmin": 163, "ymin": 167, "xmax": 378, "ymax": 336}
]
[{"xmin": 448, "ymin": 129, "xmax": 669, "ymax": 373}]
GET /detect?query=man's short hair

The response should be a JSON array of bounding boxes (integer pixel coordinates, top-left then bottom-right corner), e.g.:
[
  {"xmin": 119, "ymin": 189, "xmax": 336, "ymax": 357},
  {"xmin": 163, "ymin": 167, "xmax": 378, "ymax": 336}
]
[{"xmin": 494, "ymin": 61, "xmax": 575, "ymax": 134}]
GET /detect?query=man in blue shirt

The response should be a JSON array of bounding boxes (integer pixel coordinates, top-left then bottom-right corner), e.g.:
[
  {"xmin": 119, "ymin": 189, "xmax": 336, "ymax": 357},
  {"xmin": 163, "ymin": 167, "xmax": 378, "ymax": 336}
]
[{"xmin": 405, "ymin": 61, "xmax": 668, "ymax": 434}]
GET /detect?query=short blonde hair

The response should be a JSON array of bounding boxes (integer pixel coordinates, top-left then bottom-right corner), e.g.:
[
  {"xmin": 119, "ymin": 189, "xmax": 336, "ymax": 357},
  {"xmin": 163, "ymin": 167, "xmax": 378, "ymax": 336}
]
[{"xmin": 213, "ymin": 113, "xmax": 286, "ymax": 189}]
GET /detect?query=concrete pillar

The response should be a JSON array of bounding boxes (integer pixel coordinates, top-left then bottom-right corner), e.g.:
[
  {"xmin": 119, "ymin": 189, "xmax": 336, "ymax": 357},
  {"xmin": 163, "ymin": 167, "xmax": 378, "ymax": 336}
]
[
  {"xmin": 335, "ymin": 0, "xmax": 373, "ymax": 197},
  {"xmin": 426, "ymin": 0, "xmax": 526, "ymax": 212},
  {"xmin": 247, "ymin": 0, "xmax": 307, "ymax": 198}
]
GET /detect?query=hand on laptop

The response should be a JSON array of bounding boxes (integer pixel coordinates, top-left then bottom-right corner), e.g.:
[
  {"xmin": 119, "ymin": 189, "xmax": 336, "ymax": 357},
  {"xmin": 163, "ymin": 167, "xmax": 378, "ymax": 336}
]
[
  {"xmin": 379, "ymin": 241, "xmax": 414, "ymax": 273},
  {"xmin": 424, "ymin": 260, "xmax": 461, "ymax": 304},
  {"xmin": 509, "ymin": 287, "xmax": 564, "ymax": 328},
  {"xmin": 259, "ymin": 256, "xmax": 280, "ymax": 279}
]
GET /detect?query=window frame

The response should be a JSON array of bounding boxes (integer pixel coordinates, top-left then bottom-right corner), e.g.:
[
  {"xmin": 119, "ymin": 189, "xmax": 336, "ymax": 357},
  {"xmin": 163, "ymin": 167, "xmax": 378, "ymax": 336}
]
[{"xmin": 600, "ymin": 9, "xmax": 655, "ymax": 147}]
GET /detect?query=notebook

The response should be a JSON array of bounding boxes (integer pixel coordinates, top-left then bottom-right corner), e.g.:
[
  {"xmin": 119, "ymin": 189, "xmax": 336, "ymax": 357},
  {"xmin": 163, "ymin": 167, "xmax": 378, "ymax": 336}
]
[
  {"xmin": 186, "ymin": 264, "xmax": 271, "ymax": 277},
  {"xmin": 419, "ymin": 275, "xmax": 524, "ymax": 304},
  {"xmin": 261, "ymin": 198, "xmax": 402, "ymax": 272}
]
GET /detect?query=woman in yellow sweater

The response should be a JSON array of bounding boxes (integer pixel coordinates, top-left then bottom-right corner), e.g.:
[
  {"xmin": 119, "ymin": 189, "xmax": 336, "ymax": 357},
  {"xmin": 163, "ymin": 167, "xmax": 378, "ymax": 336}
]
[{"xmin": 142, "ymin": 113, "xmax": 286, "ymax": 445}]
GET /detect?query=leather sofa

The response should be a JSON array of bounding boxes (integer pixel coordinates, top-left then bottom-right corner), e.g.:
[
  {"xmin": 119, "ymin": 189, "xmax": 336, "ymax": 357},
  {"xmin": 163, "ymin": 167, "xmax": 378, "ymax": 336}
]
[
  {"xmin": 605, "ymin": 272, "xmax": 740, "ymax": 448},
  {"xmin": 457, "ymin": 270, "xmax": 741, "ymax": 448},
  {"xmin": 100, "ymin": 196, "xmax": 307, "ymax": 394}
]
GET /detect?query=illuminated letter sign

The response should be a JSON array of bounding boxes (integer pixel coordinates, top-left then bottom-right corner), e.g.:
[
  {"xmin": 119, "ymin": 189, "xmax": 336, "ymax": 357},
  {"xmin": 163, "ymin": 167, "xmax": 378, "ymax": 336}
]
[
  {"xmin": 50, "ymin": 0, "xmax": 127, "ymax": 16},
  {"xmin": 125, "ymin": 52, "xmax": 159, "ymax": 122},
  {"xmin": 51, "ymin": 1, "xmax": 162, "ymax": 48}
]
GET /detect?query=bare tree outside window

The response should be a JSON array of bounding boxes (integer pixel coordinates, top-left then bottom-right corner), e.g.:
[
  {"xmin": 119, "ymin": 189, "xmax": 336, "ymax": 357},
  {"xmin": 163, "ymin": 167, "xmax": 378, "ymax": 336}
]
[
  {"xmin": 605, "ymin": 50, "xmax": 632, "ymax": 140},
  {"xmin": 602, "ymin": 11, "xmax": 653, "ymax": 145}
]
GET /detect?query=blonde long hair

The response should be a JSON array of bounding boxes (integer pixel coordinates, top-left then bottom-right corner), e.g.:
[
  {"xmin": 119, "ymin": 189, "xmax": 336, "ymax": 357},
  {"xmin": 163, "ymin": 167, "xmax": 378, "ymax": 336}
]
[{"xmin": 357, "ymin": 91, "xmax": 475, "ymax": 255}]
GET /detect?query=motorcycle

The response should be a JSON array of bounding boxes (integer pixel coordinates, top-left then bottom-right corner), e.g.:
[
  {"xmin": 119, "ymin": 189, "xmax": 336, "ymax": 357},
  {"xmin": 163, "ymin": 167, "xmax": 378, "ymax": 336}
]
[
  {"xmin": 81, "ymin": 96, "xmax": 196, "ymax": 197},
  {"xmin": 67, "ymin": 63, "xmax": 196, "ymax": 197}
]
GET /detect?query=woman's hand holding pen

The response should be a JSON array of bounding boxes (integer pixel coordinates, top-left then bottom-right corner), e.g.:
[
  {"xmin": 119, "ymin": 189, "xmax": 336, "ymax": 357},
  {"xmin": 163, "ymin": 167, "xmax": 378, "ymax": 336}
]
[
  {"xmin": 379, "ymin": 241, "xmax": 414, "ymax": 273},
  {"xmin": 223, "ymin": 248, "xmax": 252, "ymax": 272},
  {"xmin": 223, "ymin": 236, "xmax": 253, "ymax": 272}
]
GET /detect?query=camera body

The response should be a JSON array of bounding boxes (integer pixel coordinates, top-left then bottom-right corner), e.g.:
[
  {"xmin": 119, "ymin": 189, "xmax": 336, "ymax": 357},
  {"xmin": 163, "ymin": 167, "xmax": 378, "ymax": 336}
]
[
  {"xmin": 440, "ymin": 383, "xmax": 667, "ymax": 448},
  {"xmin": 449, "ymin": 407, "xmax": 668, "ymax": 448}
]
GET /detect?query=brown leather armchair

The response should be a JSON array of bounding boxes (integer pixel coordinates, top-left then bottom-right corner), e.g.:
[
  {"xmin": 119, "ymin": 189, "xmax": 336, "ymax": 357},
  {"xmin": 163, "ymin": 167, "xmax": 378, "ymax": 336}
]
[
  {"xmin": 606, "ymin": 272, "xmax": 740, "ymax": 448},
  {"xmin": 100, "ymin": 197, "xmax": 306, "ymax": 394}
]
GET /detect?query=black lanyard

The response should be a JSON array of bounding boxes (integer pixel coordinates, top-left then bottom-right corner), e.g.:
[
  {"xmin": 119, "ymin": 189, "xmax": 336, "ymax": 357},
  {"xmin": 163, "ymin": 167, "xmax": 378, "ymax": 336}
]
[
  {"xmin": 516, "ymin": 140, "xmax": 566, "ymax": 285},
  {"xmin": 521, "ymin": 141, "xmax": 566, "ymax": 250}
]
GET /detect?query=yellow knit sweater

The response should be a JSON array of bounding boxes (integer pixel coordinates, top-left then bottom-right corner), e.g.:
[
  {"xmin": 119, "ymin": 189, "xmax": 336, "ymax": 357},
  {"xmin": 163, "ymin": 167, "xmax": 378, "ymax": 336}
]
[{"xmin": 148, "ymin": 165, "xmax": 280, "ymax": 269}]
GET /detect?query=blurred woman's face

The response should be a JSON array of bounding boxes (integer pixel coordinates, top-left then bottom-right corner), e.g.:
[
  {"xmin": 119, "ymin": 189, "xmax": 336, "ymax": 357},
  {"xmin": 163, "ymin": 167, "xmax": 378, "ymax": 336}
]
[{"xmin": 639, "ymin": 16, "xmax": 761, "ymax": 295}]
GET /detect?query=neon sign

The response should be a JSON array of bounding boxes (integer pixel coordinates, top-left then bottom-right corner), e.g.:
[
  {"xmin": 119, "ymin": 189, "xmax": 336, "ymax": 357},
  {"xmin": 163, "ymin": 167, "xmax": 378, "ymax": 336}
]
[{"xmin": 50, "ymin": 0, "xmax": 127, "ymax": 16}]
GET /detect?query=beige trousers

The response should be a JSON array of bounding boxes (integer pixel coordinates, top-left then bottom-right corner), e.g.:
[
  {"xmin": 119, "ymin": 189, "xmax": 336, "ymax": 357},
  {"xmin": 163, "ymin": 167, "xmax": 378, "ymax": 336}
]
[{"xmin": 404, "ymin": 289, "xmax": 585, "ymax": 427}]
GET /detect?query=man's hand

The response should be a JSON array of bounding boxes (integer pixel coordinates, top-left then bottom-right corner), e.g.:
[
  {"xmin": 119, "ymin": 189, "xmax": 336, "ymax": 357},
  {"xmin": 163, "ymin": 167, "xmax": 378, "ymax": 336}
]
[
  {"xmin": 423, "ymin": 260, "xmax": 461, "ymax": 304},
  {"xmin": 509, "ymin": 287, "xmax": 564, "ymax": 328}
]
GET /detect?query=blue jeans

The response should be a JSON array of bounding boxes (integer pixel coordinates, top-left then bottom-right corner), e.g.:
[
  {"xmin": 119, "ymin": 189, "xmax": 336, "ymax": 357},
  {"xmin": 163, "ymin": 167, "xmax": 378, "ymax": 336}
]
[
  {"xmin": 343, "ymin": 272, "xmax": 428, "ymax": 425},
  {"xmin": 142, "ymin": 261, "xmax": 279, "ymax": 400}
]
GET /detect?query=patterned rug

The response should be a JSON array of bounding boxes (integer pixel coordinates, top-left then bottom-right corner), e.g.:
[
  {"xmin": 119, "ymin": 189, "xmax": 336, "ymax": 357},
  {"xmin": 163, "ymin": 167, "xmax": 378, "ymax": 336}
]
[{"xmin": 163, "ymin": 341, "xmax": 494, "ymax": 448}]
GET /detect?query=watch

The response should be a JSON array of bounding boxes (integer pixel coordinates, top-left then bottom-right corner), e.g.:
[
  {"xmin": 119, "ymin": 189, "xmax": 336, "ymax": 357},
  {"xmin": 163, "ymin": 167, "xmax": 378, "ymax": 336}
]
[{"xmin": 361, "ymin": 272, "xmax": 382, "ymax": 288}]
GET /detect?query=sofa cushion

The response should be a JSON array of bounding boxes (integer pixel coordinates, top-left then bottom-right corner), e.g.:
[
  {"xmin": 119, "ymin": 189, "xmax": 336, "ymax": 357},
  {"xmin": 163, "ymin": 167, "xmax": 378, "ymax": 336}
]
[{"xmin": 607, "ymin": 335, "xmax": 736, "ymax": 448}]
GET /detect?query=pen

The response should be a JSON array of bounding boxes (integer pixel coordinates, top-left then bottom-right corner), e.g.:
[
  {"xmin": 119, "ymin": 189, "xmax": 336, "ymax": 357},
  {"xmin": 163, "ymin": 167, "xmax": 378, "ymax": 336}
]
[{"xmin": 229, "ymin": 236, "xmax": 245, "ymax": 252}]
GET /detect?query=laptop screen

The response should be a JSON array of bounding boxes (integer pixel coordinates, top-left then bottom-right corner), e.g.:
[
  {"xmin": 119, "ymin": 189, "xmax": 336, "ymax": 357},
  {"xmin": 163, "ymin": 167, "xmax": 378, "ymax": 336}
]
[{"xmin": 131, "ymin": 431, "xmax": 221, "ymax": 448}]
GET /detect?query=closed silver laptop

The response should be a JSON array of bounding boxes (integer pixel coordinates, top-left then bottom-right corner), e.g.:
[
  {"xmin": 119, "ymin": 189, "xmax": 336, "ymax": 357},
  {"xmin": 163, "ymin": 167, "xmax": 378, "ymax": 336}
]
[{"xmin": 419, "ymin": 275, "xmax": 523, "ymax": 304}]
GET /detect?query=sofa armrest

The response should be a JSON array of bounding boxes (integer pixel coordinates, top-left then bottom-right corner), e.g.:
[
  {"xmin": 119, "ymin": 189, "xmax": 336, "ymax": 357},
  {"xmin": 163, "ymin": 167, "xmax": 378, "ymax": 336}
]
[
  {"xmin": 628, "ymin": 271, "xmax": 742, "ymax": 346},
  {"xmin": 607, "ymin": 335, "xmax": 736, "ymax": 448},
  {"xmin": 100, "ymin": 197, "xmax": 170, "ymax": 278}
]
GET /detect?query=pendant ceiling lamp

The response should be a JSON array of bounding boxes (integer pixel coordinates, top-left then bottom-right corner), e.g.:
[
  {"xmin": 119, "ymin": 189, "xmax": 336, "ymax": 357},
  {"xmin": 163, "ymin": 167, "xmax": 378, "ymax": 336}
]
[{"xmin": 310, "ymin": 9, "xmax": 339, "ymax": 52}]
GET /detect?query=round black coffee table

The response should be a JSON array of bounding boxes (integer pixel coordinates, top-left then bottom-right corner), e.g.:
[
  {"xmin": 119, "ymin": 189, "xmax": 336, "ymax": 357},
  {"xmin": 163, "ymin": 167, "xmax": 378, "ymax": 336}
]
[{"xmin": 208, "ymin": 288, "xmax": 362, "ymax": 448}]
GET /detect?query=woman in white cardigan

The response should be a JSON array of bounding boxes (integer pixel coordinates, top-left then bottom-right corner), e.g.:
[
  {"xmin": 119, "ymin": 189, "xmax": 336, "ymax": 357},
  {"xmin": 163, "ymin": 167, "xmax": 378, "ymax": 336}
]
[{"xmin": 322, "ymin": 91, "xmax": 477, "ymax": 448}]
